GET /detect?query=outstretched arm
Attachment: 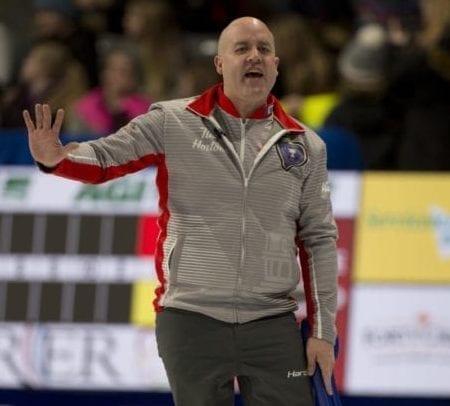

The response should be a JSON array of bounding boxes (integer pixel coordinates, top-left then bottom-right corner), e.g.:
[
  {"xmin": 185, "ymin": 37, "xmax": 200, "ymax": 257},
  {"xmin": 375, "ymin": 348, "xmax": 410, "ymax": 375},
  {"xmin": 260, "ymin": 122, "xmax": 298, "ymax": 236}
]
[{"xmin": 23, "ymin": 103, "xmax": 79, "ymax": 167}]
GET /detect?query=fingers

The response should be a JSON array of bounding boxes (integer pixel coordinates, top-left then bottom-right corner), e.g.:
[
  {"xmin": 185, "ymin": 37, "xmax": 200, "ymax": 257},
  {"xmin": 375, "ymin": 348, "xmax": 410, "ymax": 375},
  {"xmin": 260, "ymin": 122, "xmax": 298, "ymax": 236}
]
[
  {"xmin": 35, "ymin": 104, "xmax": 43, "ymax": 129},
  {"xmin": 306, "ymin": 337, "xmax": 335, "ymax": 395},
  {"xmin": 42, "ymin": 104, "xmax": 52, "ymax": 130},
  {"xmin": 306, "ymin": 352, "xmax": 316, "ymax": 376},
  {"xmin": 27, "ymin": 104, "xmax": 61, "ymax": 133},
  {"xmin": 318, "ymin": 361, "xmax": 334, "ymax": 395},
  {"xmin": 307, "ymin": 351, "xmax": 334, "ymax": 394},
  {"xmin": 22, "ymin": 110, "xmax": 36, "ymax": 132},
  {"xmin": 52, "ymin": 108, "xmax": 65, "ymax": 134}
]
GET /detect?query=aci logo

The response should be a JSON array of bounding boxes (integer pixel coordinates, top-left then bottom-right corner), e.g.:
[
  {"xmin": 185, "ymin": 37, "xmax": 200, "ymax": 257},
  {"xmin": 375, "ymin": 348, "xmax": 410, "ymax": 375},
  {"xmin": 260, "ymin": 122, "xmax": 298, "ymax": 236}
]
[
  {"xmin": 2, "ymin": 177, "xmax": 30, "ymax": 200},
  {"xmin": 75, "ymin": 179, "xmax": 146, "ymax": 202},
  {"xmin": 430, "ymin": 206, "xmax": 450, "ymax": 259}
]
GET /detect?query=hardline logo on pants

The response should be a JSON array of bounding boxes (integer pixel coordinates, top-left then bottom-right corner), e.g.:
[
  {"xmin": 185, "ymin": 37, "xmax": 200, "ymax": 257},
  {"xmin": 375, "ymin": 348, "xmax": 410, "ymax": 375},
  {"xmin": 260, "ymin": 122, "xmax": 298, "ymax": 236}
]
[{"xmin": 287, "ymin": 370, "xmax": 309, "ymax": 378}]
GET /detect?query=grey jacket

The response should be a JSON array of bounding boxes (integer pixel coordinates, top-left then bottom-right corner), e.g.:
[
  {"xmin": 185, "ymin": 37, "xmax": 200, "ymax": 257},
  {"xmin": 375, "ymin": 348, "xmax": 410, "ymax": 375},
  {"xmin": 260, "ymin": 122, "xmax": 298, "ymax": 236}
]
[{"xmin": 50, "ymin": 84, "xmax": 338, "ymax": 343}]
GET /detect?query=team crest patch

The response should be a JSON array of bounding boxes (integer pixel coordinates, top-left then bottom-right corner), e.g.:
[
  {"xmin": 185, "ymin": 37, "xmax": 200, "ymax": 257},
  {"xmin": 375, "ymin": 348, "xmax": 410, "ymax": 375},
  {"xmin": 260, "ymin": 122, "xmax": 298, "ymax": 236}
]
[{"xmin": 276, "ymin": 140, "xmax": 308, "ymax": 170}]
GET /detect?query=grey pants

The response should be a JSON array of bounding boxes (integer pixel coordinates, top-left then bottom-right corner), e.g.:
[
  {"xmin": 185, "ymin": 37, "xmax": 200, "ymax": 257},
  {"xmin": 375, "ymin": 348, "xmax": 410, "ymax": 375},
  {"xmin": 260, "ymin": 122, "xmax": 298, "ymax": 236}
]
[{"xmin": 156, "ymin": 308, "xmax": 314, "ymax": 406}]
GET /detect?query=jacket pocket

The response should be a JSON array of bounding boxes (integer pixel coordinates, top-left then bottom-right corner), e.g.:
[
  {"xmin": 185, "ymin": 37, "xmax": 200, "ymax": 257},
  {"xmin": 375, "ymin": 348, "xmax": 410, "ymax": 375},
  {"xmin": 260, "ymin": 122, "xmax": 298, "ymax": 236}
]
[
  {"xmin": 259, "ymin": 232, "xmax": 300, "ymax": 294},
  {"xmin": 166, "ymin": 235, "xmax": 185, "ymax": 284}
]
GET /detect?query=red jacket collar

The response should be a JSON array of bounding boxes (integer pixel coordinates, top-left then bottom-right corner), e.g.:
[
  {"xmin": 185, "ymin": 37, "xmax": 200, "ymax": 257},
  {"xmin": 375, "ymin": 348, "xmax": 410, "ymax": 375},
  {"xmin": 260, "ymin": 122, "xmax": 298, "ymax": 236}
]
[{"xmin": 186, "ymin": 83, "xmax": 304, "ymax": 132}]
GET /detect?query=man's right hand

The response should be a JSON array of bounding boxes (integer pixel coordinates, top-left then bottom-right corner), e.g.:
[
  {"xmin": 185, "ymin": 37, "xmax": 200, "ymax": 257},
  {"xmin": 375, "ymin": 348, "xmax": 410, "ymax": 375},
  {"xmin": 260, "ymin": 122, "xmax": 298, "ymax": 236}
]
[{"xmin": 23, "ymin": 103, "xmax": 79, "ymax": 168}]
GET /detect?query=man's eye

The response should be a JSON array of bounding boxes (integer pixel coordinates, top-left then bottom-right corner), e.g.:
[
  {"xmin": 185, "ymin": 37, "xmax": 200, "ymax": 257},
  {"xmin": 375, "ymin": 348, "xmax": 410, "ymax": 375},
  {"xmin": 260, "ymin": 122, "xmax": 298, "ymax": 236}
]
[{"xmin": 235, "ymin": 47, "xmax": 247, "ymax": 53}]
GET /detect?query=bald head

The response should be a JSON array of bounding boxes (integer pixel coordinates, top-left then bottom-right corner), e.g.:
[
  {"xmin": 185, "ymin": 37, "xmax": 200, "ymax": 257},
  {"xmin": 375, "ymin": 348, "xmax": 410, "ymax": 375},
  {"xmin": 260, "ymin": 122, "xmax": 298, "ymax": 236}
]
[
  {"xmin": 217, "ymin": 17, "xmax": 276, "ymax": 55},
  {"xmin": 213, "ymin": 16, "xmax": 279, "ymax": 117}
]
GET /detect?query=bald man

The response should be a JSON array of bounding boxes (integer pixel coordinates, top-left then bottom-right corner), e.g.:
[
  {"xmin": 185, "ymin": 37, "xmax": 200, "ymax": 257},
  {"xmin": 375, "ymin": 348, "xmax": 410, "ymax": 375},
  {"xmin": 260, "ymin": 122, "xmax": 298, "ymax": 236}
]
[{"xmin": 24, "ymin": 17, "xmax": 338, "ymax": 406}]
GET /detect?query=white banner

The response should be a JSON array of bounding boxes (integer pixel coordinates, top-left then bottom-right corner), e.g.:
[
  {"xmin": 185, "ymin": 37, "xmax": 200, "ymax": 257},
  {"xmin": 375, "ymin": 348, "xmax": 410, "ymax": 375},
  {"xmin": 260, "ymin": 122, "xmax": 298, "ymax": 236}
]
[
  {"xmin": 0, "ymin": 323, "xmax": 169, "ymax": 390},
  {"xmin": 0, "ymin": 255, "xmax": 154, "ymax": 282},
  {"xmin": 0, "ymin": 167, "xmax": 360, "ymax": 217},
  {"xmin": 328, "ymin": 171, "xmax": 361, "ymax": 218},
  {"xmin": 345, "ymin": 285, "xmax": 450, "ymax": 397},
  {"xmin": 0, "ymin": 166, "xmax": 159, "ymax": 214}
]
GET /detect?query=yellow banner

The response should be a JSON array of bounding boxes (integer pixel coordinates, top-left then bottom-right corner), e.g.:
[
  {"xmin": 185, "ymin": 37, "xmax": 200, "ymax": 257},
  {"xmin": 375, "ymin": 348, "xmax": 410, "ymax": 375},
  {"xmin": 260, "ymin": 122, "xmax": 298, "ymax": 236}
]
[
  {"xmin": 130, "ymin": 280, "xmax": 158, "ymax": 327},
  {"xmin": 354, "ymin": 173, "xmax": 450, "ymax": 283}
]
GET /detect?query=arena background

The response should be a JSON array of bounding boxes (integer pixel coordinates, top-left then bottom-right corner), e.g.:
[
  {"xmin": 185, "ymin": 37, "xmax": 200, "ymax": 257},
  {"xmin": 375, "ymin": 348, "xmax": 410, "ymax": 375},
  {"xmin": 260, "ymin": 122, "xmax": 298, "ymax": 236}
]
[
  {"xmin": 1, "ymin": 0, "xmax": 450, "ymax": 404},
  {"xmin": 1, "ymin": 137, "xmax": 449, "ymax": 405}
]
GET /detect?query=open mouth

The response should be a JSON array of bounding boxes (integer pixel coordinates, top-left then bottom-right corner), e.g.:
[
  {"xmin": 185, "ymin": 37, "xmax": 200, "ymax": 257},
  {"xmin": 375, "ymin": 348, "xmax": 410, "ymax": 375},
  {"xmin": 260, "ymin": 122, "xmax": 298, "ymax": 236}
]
[{"xmin": 244, "ymin": 72, "xmax": 263, "ymax": 78}]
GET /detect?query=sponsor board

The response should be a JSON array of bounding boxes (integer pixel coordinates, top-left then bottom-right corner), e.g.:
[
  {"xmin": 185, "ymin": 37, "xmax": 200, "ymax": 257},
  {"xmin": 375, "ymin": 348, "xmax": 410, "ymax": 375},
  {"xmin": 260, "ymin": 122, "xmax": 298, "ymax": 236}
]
[
  {"xmin": 0, "ymin": 167, "xmax": 361, "ymax": 217},
  {"xmin": 0, "ymin": 168, "xmax": 361, "ymax": 391},
  {"xmin": 0, "ymin": 323, "xmax": 169, "ymax": 390},
  {"xmin": 328, "ymin": 171, "xmax": 361, "ymax": 218},
  {"xmin": 345, "ymin": 285, "xmax": 450, "ymax": 396},
  {"xmin": 0, "ymin": 255, "xmax": 154, "ymax": 282},
  {"xmin": 0, "ymin": 166, "xmax": 159, "ymax": 214},
  {"xmin": 354, "ymin": 173, "xmax": 450, "ymax": 283}
]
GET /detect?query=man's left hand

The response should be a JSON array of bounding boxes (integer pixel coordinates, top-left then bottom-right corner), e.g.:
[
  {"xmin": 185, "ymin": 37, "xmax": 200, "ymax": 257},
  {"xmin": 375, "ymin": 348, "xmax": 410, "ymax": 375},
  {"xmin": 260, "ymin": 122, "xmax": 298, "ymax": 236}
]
[{"xmin": 306, "ymin": 337, "xmax": 335, "ymax": 395}]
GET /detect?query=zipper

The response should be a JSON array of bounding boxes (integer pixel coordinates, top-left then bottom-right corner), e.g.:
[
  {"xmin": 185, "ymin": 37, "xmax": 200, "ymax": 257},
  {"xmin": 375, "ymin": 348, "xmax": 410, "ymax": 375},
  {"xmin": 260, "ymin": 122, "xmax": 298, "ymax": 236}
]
[
  {"xmin": 246, "ymin": 128, "xmax": 290, "ymax": 181},
  {"xmin": 239, "ymin": 176, "xmax": 248, "ymax": 286},
  {"xmin": 239, "ymin": 119, "xmax": 247, "ymax": 164},
  {"xmin": 236, "ymin": 120, "xmax": 248, "ymax": 323},
  {"xmin": 206, "ymin": 117, "xmax": 292, "ymax": 323},
  {"xmin": 207, "ymin": 116, "xmax": 247, "ymax": 322},
  {"xmin": 238, "ymin": 120, "xmax": 248, "ymax": 321}
]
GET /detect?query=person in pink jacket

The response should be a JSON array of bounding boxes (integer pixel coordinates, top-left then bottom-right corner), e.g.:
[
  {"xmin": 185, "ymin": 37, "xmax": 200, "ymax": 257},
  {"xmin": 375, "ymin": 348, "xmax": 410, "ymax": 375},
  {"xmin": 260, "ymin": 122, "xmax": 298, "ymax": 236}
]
[{"xmin": 69, "ymin": 45, "xmax": 151, "ymax": 136}]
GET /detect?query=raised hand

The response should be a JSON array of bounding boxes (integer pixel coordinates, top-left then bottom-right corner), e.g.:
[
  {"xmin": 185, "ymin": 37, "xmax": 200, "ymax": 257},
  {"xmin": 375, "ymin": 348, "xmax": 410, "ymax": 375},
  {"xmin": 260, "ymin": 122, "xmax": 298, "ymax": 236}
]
[{"xmin": 23, "ymin": 103, "xmax": 79, "ymax": 168}]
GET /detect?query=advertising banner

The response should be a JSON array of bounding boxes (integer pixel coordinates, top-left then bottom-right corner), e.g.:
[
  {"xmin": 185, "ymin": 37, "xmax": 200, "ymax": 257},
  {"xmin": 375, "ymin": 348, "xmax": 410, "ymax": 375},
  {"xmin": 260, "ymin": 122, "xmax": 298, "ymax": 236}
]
[
  {"xmin": 0, "ymin": 167, "xmax": 361, "ymax": 391},
  {"xmin": 345, "ymin": 285, "xmax": 450, "ymax": 396},
  {"xmin": 0, "ymin": 323, "xmax": 169, "ymax": 390},
  {"xmin": 0, "ymin": 166, "xmax": 159, "ymax": 214},
  {"xmin": 354, "ymin": 173, "xmax": 450, "ymax": 283},
  {"xmin": 328, "ymin": 171, "xmax": 361, "ymax": 218}
]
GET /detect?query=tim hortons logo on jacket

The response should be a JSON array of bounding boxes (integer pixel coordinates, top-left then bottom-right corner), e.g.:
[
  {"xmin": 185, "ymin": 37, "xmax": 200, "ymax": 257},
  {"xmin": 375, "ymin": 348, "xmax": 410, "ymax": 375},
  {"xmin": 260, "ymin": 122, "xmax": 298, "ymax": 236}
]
[{"xmin": 192, "ymin": 129, "xmax": 224, "ymax": 153}]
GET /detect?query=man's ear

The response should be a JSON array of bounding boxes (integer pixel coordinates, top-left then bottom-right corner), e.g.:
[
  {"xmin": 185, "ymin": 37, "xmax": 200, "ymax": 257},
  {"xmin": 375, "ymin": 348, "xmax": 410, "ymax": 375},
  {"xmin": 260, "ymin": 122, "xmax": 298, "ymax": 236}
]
[{"xmin": 214, "ymin": 55, "xmax": 223, "ymax": 75}]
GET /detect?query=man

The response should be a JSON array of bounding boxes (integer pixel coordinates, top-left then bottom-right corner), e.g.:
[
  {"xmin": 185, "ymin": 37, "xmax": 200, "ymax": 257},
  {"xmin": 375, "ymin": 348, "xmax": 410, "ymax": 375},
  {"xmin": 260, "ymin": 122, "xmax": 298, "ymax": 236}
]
[{"xmin": 24, "ymin": 17, "xmax": 338, "ymax": 406}]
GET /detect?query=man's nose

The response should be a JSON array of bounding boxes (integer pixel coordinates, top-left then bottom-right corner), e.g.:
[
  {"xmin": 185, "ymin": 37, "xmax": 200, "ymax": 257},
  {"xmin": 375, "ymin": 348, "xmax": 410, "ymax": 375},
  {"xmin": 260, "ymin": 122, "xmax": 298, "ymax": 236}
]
[{"xmin": 247, "ymin": 47, "xmax": 261, "ymax": 62}]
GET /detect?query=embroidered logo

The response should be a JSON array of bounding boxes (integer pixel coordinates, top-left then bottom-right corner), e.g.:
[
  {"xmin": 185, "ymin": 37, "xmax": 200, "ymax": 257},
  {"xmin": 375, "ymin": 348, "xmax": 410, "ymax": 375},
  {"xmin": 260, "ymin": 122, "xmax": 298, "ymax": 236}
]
[
  {"xmin": 276, "ymin": 140, "xmax": 308, "ymax": 170},
  {"xmin": 287, "ymin": 370, "xmax": 308, "ymax": 378},
  {"xmin": 192, "ymin": 129, "xmax": 224, "ymax": 153}
]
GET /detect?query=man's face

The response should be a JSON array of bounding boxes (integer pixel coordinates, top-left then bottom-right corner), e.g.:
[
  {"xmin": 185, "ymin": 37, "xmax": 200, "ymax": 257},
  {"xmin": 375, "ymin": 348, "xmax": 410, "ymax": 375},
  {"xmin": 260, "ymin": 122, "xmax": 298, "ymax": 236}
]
[{"xmin": 214, "ymin": 19, "xmax": 279, "ymax": 103}]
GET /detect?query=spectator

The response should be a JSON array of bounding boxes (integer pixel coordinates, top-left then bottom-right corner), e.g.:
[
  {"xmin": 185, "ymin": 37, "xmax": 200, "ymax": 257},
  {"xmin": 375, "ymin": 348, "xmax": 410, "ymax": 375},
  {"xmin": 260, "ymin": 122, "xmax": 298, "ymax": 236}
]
[
  {"xmin": 324, "ymin": 23, "xmax": 399, "ymax": 169},
  {"xmin": 174, "ymin": 33, "xmax": 220, "ymax": 98},
  {"xmin": 32, "ymin": 0, "xmax": 99, "ymax": 86},
  {"xmin": 68, "ymin": 46, "xmax": 151, "ymax": 136},
  {"xmin": 0, "ymin": 40, "xmax": 87, "ymax": 128},
  {"xmin": 417, "ymin": 0, "xmax": 450, "ymax": 50},
  {"xmin": 270, "ymin": 14, "xmax": 335, "ymax": 98},
  {"xmin": 394, "ymin": 24, "xmax": 450, "ymax": 171},
  {"xmin": 268, "ymin": 14, "xmax": 339, "ymax": 129},
  {"xmin": 74, "ymin": 0, "xmax": 125, "ymax": 35},
  {"xmin": 176, "ymin": 58, "xmax": 219, "ymax": 98},
  {"xmin": 118, "ymin": 0, "xmax": 183, "ymax": 101}
]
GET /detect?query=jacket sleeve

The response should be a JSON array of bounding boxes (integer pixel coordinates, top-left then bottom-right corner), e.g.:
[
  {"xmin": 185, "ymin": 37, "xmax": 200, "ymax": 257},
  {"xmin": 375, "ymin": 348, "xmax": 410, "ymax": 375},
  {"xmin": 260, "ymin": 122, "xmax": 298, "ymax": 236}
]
[
  {"xmin": 297, "ymin": 131, "xmax": 338, "ymax": 344},
  {"xmin": 42, "ymin": 106, "xmax": 166, "ymax": 184}
]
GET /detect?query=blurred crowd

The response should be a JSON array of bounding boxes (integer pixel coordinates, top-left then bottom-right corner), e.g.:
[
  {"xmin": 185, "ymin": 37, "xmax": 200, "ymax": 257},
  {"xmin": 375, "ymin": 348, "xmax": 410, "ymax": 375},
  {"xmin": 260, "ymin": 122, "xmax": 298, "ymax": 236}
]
[{"xmin": 0, "ymin": 0, "xmax": 449, "ymax": 170}]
